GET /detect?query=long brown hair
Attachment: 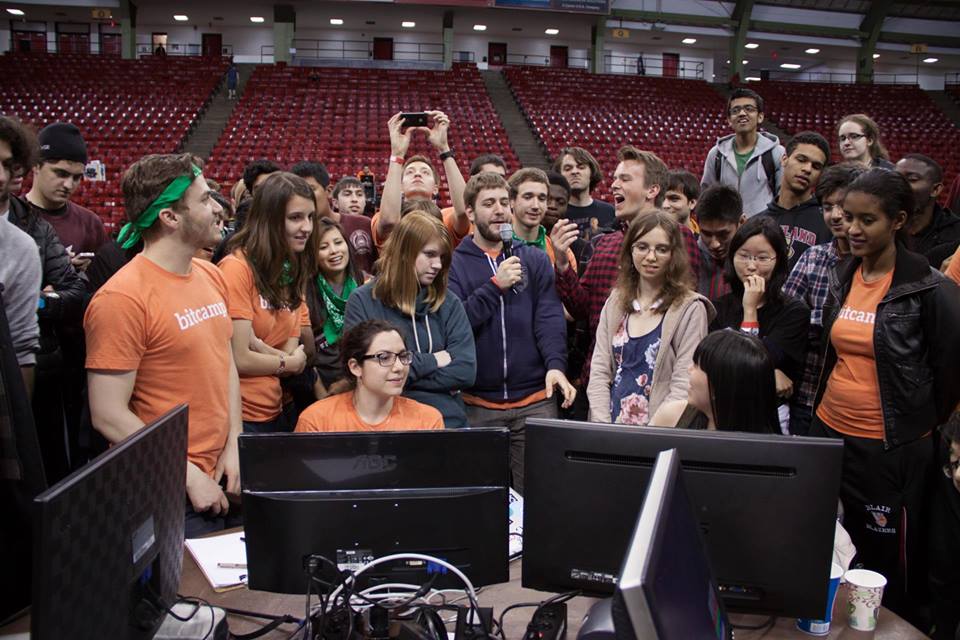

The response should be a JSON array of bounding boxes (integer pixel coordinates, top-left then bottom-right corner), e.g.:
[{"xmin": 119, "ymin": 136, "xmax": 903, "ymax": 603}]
[
  {"xmin": 837, "ymin": 114, "xmax": 889, "ymax": 162},
  {"xmin": 373, "ymin": 211, "xmax": 451, "ymax": 315},
  {"xmin": 614, "ymin": 210, "xmax": 692, "ymax": 315},
  {"xmin": 225, "ymin": 171, "xmax": 318, "ymax": 310}
]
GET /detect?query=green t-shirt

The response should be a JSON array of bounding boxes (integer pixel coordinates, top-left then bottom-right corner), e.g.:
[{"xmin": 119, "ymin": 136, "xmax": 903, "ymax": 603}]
[{"xmin": 735, "ymin": 147, "xmax": 755, "ymax": 175}]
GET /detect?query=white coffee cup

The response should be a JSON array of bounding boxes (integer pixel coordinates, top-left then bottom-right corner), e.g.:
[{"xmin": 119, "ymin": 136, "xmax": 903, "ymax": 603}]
[{"xmin": 844, "ymin": 569, "xmax": 887, "ymax": 631}]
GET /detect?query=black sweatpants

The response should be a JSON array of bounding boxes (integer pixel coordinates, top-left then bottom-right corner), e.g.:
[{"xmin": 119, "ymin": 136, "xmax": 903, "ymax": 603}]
[{"xmin": 809, "ymin": 414, "xmax": 933, "ymax": 629}]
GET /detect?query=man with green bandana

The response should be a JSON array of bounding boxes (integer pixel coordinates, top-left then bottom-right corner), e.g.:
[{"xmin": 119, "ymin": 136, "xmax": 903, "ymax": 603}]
[{"xmin": 84, "ymin": 153, "xmax": 244, "ymax": 538}]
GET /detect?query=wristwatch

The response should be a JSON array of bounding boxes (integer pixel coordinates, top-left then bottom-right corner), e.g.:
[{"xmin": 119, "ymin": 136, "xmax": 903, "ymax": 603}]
[
  {"xmin": 276, "ymin": 354, "xmax": 286, "ymax": 376},
  {"xmin": 438, "ymin": 150, "xmax": 455, "ymax": 162}
]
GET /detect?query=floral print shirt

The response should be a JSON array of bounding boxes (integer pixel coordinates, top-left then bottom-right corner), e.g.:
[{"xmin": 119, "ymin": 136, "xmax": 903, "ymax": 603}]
[{"xmin": 610, "ymin": 315, "xmax": 663, "ymax": 425}]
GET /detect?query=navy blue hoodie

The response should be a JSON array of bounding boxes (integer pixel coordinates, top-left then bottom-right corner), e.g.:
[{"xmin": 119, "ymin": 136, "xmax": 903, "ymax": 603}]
[
  {"xmin": 448, "ymin": 236, "xmax": 566, "ymax": 404},
  {"xmin": 344, "ymin": 281, "xmax": 477, "ymax": 428}
]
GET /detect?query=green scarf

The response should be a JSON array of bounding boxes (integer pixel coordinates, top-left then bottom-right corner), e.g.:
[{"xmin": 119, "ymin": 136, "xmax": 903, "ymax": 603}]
[
  {"xmin": 317, "ymin": 274, "xmax": 357, "ymax": 346},
  {"xmin": 514, "ymin": 225, "xmax": 547, "ymax": 252},
  {"xmin": 117, "ymin": 164, "xmax": 202, "ymax": 249}
]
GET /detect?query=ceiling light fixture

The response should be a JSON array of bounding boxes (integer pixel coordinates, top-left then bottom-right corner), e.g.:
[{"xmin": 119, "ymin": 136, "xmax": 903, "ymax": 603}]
[
  {"xmin": 7, "ymin": 8, "xmax": 25, "ymax": 15},
  {"xmin": 805, "ymin": 48, "xmax": 820, "ymax": 54},
  {"xmin": 473, "ymin": 24, "xmax": 487, "ymax": 31},
  {"xmin": 250, "ymin": 16, "xmax": 265, "ymax": 23},
  {"xmin": 402, "ymin": 21, "xmax": 415, "ymax": 28},
  {"xmin": 923, "ymin": 57, "xmax": 939, "ymax": 63},
  {"xmin": 682, "ymin": 37, "xmax": 697, "ymax": 44},
  {"xmin": 745, "ymin": 42, "xmax": 759, "ymax": 49},
  {"xmin": 173, "ymin": 14, "xmax": 188, "ymax": 21},
  {"xmin": 745, "ymin": 76, "xmax": 761, "ymax": 81},
  {"xmin": 872, "ymin": 53, "xmax": 880, "ymax": 59},
  {"xmin": 780, "ymin": 63, "xmax": 801, "ymax": 69},
  {"xmin": 330, "ymin": 18, "xmax": 343, "ymax": 25},
  {"xmin": 545, "ymin": 28, "xmax": 559, "ymax": 35}
]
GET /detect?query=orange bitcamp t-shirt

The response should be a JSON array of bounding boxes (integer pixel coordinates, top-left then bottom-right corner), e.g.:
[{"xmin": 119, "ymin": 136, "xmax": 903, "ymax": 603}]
[
  {"xmin": 218, "ymin": 251, "xmax": 304, "ymax": 422},
  {"xmin": 371, "ymin": 207, "xmax": 468, "ymax": 249},
  {"xmin": 295, "ymin": 392, "xmax": 444, "ymax": 432},
  {"xmin": 946, "ymin": 244, "xmax": 960, "ymax": 286},
  {"xmin": 816, "ymin": 267, "xmax": 893, "ymax": 439},
  {"xmin": 84, "ymin": 255, "xmax": 233, "ymax": 476}
]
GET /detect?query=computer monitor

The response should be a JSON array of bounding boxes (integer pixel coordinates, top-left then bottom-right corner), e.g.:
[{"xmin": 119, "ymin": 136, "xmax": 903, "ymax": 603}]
[
  {"xmin": 522, "ymin": 419, "xmax": 843, "ymax": 619},
  {"xmin": 31, "ymin": 405, "xmax": 188, "ymax": 640},
  {"xmin": 239, "ymin": 428, "xmax": 511, "ymax": 594},
  {"xmin": 615, "ymin": 448, "xmax": 731, "ymax": 640}
]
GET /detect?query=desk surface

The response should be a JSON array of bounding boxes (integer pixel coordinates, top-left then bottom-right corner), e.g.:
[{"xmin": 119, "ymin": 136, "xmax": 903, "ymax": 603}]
[{"xmin": 179, "ymin": 551, "xmax": 927, "ymax": 640}]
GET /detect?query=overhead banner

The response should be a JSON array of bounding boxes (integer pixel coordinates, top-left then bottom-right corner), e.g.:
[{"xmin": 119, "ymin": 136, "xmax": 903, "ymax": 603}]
[{"xmin": 494, "ymin": 0, "xmax": 610, "ymax": 14}]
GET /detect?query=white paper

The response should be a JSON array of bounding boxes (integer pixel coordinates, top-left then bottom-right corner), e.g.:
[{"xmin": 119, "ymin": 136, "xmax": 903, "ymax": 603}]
[{"xmin": 184, "ymin": 530, "xmax": 247, "ymax": 589}]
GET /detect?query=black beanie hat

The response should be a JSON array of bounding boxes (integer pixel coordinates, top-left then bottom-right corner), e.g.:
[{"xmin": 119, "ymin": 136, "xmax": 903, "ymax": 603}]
[{"xmin": 38, "ymin": 122, "xmax": 88, "ymax": 165}]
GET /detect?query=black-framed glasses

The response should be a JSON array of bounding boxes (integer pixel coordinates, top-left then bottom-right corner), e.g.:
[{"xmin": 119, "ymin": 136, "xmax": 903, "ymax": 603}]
[
  {"xmin": 361, "ymin": 350, "xmax": 413, "ymax": 367},
  {"xmin": 838, "ymin": 133, "xmax": 866, "ymax": 143}
]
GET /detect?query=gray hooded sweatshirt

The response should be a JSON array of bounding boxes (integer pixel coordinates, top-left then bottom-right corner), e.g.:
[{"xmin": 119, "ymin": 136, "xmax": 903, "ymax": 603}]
[{"xmin": 700, "ymin": 131, "xmax": 785, "ymax": 218}]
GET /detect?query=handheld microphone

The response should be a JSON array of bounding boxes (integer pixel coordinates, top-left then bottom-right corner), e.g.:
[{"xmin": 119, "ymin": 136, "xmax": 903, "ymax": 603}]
[{"xmin": 499, "ymin": 224, "xmax": 514, "ymax": 259}]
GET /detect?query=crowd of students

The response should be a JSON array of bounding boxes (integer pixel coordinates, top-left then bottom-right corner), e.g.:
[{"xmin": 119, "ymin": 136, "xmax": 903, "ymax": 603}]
[{"xmin": 2, "ymin": 84, "xmax": 960, "ymax": 636}]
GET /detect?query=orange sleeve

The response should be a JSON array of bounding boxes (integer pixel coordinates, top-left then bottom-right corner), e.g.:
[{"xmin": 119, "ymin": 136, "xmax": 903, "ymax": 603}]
[
  {"xmin": 441, "ymin": 207, "xmax": 471, "ymax": 247},
  {"xmin": 84, "ymin": 289, "xmax": 148, "ymax": 371},
  {"xmin": 947, "ymin": 245, "xmax": 960, "ymax": 285},
  {"xmin": 370, "ymin": 211, "xmax": 385, "ymax": 249},
  {"xmin": 218, "ymin": 254, "xmax": 256, "ymax": 321},
  {"xmin": 297, "ymin": 301, "xmax": 310, "ymax": 331}
]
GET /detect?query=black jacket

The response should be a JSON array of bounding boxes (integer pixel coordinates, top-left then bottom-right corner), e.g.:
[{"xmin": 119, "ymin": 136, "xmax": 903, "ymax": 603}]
[
  {"xmin": 759, "ymin": 198, "xmax": 830, "ymax": 272},
  {"xmin": 814, "ymin": 246, "xmax": 960, "ymax": 447},
  {"xmin": 911, "ymin": 203, "xmax": 960, "ymax": 269},
  {"xmin": 6, "ymin": 196, "xmax": 86, "ymax": 329}
]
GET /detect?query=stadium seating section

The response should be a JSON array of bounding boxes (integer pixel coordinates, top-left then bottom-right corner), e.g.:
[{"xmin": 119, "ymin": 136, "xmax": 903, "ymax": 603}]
[
  {"xmin": 2, "ymin": 53, "xmax": 959, "ymax": 230},
  {"xmin": 0, "ymin": 52, "xmax": 228, "ymax": 232},
  {"xmin": 756, "ymin": 81, "xmax": 959, "ymax": 196},
  {"xmin": 206, "ymin": 63, "xmax": 518, "ymax": 204},
  {"xmin": 504, "ymin": 66, "xmax": 730, "ymax": 201}
]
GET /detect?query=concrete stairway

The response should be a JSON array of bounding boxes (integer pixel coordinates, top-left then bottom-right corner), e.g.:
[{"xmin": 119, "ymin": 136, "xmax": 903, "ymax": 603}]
[
  {"xmin": 481, "ymin": 70, "xmax": 551, "ymax": 170},
  {"xmin": 926, "ymin": 89, "xmax": 960, "ymax": 129},
  {"xmin": 182, "ymin": 63, "xmax": 257, "ymax": 161}
]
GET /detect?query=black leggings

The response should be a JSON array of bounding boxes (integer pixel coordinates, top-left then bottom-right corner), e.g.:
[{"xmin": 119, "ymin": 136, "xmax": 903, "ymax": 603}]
[{"xmin": 809, "ymin": 414, "xmax": 934, "ymax": 629}]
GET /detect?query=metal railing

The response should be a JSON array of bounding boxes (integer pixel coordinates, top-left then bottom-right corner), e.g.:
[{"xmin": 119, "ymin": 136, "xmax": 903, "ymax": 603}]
[
  {"xmin": 946, "ymin": 72, "xmax": 960, "ymax": 86},
  {"xmin": 749, "ymin": 68, "xmax": 919, "ymax": 85},
  {"xmin": 272, "ymin": 39, "xmax": 444, "ymax": 63},
  {"xmin": 503, "ymin": 53, "xmax": 590, "ymax": 69},
  {"xmin": 135, "ymin": 41, "xmax": 233, "ymax": 57},
  {"xmin": 603, "ymin": 54, "xmax": 704, "ymax": 79},
  {"xmin": 453, "ymin": 50, "xmax": 476, "ymax": 63}
]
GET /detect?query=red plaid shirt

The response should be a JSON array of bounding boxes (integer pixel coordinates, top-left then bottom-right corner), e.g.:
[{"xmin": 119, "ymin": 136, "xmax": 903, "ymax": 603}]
[{"xmin": 556, "ymin": 223, "xmax": 702, "ymax": 382}]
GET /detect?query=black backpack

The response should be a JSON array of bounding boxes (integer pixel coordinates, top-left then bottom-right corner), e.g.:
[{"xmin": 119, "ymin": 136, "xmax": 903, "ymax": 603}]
[{"xmin": 714, "ymin": 147, "xmax": 779, "ymax": 199}]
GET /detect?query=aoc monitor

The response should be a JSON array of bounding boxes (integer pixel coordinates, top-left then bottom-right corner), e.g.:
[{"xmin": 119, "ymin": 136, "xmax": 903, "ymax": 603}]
[
  {"xmin": 522, "ymin": 419, "xmax": 843, "ymax": 619},
  {"xmin": 31, "ymin": 405, "xmax": 188, "ymax": 640},
  {"xmin": 239, "ymin": 428, "xmax": 510, "ymax": 594}
]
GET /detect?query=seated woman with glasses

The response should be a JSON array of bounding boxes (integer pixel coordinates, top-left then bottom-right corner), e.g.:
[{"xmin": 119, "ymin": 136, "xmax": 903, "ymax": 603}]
[
  {"xmin": 295, "ymin": 319, "xmax": 443, "ymax": 433},
  {"xmin": 587, "ymin": 211, "xmax": 714, "ymax": 426},
  {"xmin": 344, "ymin": 211, "xmax": 476, "ymax": 428},
  {"xmin": 836, "ymin": 114, "xmax": 895, "ymax": 170},
  {"xmin": 709, "ymin": 215, "xmax": 810, "ymax": 433}
]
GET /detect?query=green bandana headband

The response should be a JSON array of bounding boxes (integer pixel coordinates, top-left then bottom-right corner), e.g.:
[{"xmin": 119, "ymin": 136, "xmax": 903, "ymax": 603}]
[{"xmin": 117, "ymin": 164, "xmax": 202, "ymax": 249}]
